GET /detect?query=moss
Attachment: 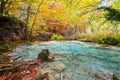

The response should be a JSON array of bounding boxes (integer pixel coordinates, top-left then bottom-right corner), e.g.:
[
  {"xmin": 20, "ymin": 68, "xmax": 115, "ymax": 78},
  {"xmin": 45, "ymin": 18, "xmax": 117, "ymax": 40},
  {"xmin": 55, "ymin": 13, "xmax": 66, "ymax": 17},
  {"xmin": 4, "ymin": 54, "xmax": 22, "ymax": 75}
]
[{"xmin": 0, "ymin": 43, "xmax": 15, "ymax": 54}]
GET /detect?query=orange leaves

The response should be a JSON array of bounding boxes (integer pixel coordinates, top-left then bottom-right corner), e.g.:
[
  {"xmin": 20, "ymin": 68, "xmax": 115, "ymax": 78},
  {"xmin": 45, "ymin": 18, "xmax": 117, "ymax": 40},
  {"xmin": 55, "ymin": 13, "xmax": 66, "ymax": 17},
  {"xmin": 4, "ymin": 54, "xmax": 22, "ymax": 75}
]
[
  {"xmin": 43, "ymin": 77, "xmax": 49, "ymax": 80},
  {"xmin": 48, "ymin": 1, "xmax": 63, "ymax": 11},
  {"xmin": 0, "ymin": 61, "xmax": 42, "ymax": 80},
  {"xmin": 45, "ymin": 18, "xmax": 66, "ymax": 35},
  {"xmin": 41, "ymin": 1, "xmax": 63, "ymax": 18}
]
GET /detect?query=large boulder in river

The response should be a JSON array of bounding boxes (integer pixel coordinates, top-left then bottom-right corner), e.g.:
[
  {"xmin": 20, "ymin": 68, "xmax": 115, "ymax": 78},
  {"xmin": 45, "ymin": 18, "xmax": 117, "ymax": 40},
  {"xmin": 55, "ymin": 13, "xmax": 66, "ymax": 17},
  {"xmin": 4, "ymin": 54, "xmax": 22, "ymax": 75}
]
[
  {"xmin": 0, "ymin": 16, "xmax": 27, "ymax": 41},
  {"xmin": 37, "ymin": 49, "xmax": 54, "ymax": 61}
]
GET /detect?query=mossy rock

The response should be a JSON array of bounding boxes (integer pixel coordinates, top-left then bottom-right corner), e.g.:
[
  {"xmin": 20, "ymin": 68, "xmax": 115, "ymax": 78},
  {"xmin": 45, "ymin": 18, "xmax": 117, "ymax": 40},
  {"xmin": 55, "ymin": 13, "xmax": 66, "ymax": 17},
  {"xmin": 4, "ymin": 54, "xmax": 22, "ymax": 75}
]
[
  {"xmin": 0, "ymin": 16, "xmax": 27, "ymax": 41},
  {"xmin": 37, "ymin": 49, "xmax": 54, "ymax": 61}
]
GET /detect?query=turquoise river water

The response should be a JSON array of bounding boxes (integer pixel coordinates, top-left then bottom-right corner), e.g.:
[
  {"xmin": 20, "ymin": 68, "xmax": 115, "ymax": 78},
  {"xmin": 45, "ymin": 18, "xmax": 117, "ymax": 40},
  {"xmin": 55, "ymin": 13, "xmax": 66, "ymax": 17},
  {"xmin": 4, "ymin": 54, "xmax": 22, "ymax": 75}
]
[{"xmin": 10, "ymin": 41, "xmax": 120, "ymax": 80}]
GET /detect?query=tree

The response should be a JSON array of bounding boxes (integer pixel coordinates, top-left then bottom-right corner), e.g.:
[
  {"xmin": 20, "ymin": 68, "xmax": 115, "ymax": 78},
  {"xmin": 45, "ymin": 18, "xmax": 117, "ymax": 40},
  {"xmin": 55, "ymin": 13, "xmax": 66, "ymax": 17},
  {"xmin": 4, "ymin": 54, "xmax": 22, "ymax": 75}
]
[
  {"xmin": 29, "ymin": 0, "xmax": 44, "ymax": 39},
  {"xmin": 0, "ymin": 0, "xmax": 9, "ymax": 16}
]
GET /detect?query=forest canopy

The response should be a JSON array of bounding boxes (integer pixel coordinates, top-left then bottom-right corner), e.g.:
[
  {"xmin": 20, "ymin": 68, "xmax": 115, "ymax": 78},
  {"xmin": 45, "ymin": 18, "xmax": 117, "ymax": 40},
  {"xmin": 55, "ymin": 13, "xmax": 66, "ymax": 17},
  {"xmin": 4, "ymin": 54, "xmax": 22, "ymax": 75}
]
[{"xmin": 0, "ymin": 0, "xmax": 120, "ymax": 44}]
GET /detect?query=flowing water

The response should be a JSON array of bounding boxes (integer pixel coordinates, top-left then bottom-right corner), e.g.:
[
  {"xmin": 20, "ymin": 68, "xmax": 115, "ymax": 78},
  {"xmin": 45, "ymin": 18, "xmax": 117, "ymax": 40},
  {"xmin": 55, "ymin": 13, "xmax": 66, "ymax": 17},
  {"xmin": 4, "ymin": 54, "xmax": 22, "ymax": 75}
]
[{"xmin": 10, "ymin": 41, "xmax": 120, "ymax": 80}]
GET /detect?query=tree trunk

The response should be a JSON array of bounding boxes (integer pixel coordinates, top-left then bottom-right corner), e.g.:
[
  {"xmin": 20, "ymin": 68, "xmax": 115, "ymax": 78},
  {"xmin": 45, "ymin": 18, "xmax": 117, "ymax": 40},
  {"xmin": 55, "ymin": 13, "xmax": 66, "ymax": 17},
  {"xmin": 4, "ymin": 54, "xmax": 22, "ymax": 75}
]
[
  {"xmin": 0, "ymin": 0, "xmax": 8, "ymax": 16},
  {"xmin": 29, "ymin": 0, "xmax": 44, "ymax": 39},
  {"xmin": 0, "ymin": 0, "xmax": 5, "ymax": 16}
]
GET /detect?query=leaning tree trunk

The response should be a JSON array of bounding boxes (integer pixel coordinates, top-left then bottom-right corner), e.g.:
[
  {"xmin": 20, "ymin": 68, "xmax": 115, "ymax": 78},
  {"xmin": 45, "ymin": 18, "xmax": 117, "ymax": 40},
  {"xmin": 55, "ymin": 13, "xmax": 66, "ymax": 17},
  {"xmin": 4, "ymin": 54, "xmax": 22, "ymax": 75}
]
[
  {"xmin": 29, "ymin": 0, "xmax": 44, "ymax": 39},
  {"xmin": 0, "ymin": 0, "xmax": 8, "ymax": 16}
]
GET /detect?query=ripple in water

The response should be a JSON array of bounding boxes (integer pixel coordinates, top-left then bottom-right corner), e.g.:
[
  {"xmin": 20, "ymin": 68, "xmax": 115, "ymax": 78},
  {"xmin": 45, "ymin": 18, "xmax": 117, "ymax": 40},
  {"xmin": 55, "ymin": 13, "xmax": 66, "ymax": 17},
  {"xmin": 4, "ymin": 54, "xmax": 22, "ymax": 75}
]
[{"xmin": 10, "ymin": 41, "xmax": 120, "ymax": 80}]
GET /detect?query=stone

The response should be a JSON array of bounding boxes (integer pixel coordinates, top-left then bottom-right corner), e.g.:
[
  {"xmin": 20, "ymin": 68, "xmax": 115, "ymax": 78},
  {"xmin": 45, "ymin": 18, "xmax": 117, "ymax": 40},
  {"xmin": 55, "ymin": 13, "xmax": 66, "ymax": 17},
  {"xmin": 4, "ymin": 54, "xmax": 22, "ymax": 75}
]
[
  {"xmin": 54, "ymin": 74, "xmax": 60, "ymax": 79},
  {"xmin": 54, "ymin": 58, "xmax": 63, "ymax": 61},
  {"xmin": 62, "ymin": 74, "xmax": 69, "ymax": 78},
  {"xmin": 35, "ymin": 73, "xmax": 49, "ymax": 80},
  {"xmin": 48, "ymin": 54, "xmax": 55, "ymax": 61},
  {"xmin": 37, "ymin": 49, "xmax": 54, "ymax": 61},
  {"xmin": 53, "ymin": 63, "xmax": 66, "ymax": 73},
  {"xmin": 112, "ymin": 74, "xmax": 120, "ymax": 80},
  {"xmin": 74, "ymin": 61, "xmax": 79, "ymax": 66},
  {"xmin": 26, "ymin": 71, "xmax": 30, "ymax": 74},
  {"xmin": 0, "ymin": 16, "xmax": 27, "ymax": 41},
  {"xmin": 37, "ymin": 61, "xmax": 66, "ymax": 80},
  {"xmin": 67, "ymin": 57, "xmax": 72, "ymax": 61},
  {"xmin": 54, "ymin": 52, "xmax": 64, "ymax": 56},
  {"xmin": 94, "ymin": 72, "xmax": 100, "ymax": 79},
  {"xmin": 21, "ymin": 70, "xmax": 30, "ymax": 75}
]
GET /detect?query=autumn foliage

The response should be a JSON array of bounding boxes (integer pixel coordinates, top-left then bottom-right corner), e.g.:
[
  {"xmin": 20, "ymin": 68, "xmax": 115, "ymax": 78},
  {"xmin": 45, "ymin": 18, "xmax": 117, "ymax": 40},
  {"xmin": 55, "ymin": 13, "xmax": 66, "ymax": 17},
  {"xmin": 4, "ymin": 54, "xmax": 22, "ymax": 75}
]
[
  {"xmin": 0, "ymin": 61, "xmax": 42, "ymax": 80},
  {"xmin": 45, "ymin": 18, "xmax": 66, "ymax": 35}
]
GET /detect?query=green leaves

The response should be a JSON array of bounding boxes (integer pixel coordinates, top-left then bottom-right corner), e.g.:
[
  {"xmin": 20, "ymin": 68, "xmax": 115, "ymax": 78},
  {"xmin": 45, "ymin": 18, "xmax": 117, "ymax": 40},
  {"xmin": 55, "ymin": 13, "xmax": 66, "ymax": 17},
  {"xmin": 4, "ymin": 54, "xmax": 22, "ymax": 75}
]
[
  {"xmin": 105, "ymin": 7, "xmax": 120, "ymax": 21},
  {"xmin": 51, "ymin": 34, "xmax": 65, "ymax": 40}
]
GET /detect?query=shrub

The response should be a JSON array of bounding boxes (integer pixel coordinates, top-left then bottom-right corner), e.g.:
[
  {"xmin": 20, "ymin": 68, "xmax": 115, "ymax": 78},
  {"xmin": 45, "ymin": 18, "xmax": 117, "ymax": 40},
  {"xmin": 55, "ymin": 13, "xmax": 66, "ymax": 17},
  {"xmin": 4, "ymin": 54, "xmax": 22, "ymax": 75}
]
[
  {"xmin": 0, "ymin": 43, "xmax": 15, "ymax": 54},
  {"xmin": 99, "ymin": 36, "xmax": 119, "ymax": 45},
  {"xmin": 51, "ymin": 34, "xmax": 65, "ymax": 40}
]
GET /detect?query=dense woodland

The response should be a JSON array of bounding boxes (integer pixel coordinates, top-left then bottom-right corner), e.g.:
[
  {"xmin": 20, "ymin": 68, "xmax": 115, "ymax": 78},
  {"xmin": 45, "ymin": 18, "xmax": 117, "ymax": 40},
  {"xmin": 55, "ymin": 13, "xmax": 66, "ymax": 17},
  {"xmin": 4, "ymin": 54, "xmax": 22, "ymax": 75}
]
[
  {"xmin": 0, "ymin": 0, "xmax": 120, "ymax": 80},
  {"xmin": 0, "ymin": 0, "xmax": 120, "ymax": 45}
]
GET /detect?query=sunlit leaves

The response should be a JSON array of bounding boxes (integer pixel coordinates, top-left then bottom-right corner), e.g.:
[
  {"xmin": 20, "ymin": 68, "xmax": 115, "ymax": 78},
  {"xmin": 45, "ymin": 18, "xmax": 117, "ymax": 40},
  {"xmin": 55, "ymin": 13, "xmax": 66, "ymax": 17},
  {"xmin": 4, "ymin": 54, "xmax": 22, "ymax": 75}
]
[
  {"xmin": 112, "ymin": 0, "xmax": 120, "ymax": 10},
  {"xmin": 1, "ymin": 0, "xmax": 119, "ymax": 37}
]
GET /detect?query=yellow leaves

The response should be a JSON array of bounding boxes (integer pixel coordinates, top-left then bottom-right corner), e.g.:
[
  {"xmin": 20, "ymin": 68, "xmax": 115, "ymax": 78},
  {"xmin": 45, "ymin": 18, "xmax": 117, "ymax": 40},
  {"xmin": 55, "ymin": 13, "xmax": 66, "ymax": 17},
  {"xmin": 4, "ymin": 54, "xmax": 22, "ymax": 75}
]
[
  {"xmin": 40, "ymin": 0, "xmax": 63, "ymax": 19},
  {"xmin": 112, "ymin": 0, "xmax": 120, "ymax": 10},
  {"xmin": 2, "ymin": 0, "xmax": 104, "ymax": 36},
  {"xmin": 14, "ymin": 10, "xmax": 20, "ymax": 14},
  {"xmin": 80, "ymin": 0, "xmax": 96, "ymax": 7}
]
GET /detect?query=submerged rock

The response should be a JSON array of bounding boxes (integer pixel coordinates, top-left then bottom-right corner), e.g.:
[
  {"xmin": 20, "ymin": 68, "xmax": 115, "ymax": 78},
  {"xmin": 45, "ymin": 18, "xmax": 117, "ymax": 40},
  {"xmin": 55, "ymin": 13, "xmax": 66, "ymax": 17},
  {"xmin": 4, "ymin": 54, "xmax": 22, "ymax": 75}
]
[
  {"xmin": 67, "ymin": 57, "xmax": 72, "ymax": 62},
  {"xmin": 37, "ymin": 61, "xmax": 66, "ymax": 80},
  {"xmin": 53, "ymin": 62, "xmax": 66, "ymax": 73},
  {"xmin": 54, "ymin": 73, "xmax": 61, "ymax": 79},
  {"xmin": 54, "ymin": 52, "xmax": 64, "ymax": 56}
]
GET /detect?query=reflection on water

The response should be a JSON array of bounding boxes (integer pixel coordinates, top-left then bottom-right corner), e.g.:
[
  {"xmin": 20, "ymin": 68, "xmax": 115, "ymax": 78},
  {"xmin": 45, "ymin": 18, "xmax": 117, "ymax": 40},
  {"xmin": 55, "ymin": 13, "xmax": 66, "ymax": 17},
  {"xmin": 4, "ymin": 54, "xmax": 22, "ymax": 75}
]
[{"xmin": 10, "ymin": 41, "xmax": 120, "ymax": 80}]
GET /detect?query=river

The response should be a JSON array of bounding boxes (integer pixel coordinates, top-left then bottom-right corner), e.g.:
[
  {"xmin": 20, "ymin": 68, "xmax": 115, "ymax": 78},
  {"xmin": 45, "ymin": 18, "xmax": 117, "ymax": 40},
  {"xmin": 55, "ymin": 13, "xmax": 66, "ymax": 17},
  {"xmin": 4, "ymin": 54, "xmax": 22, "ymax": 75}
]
[{"xmin": 9, "ymin": 41, "xmax": 120, "ymax": 80}]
